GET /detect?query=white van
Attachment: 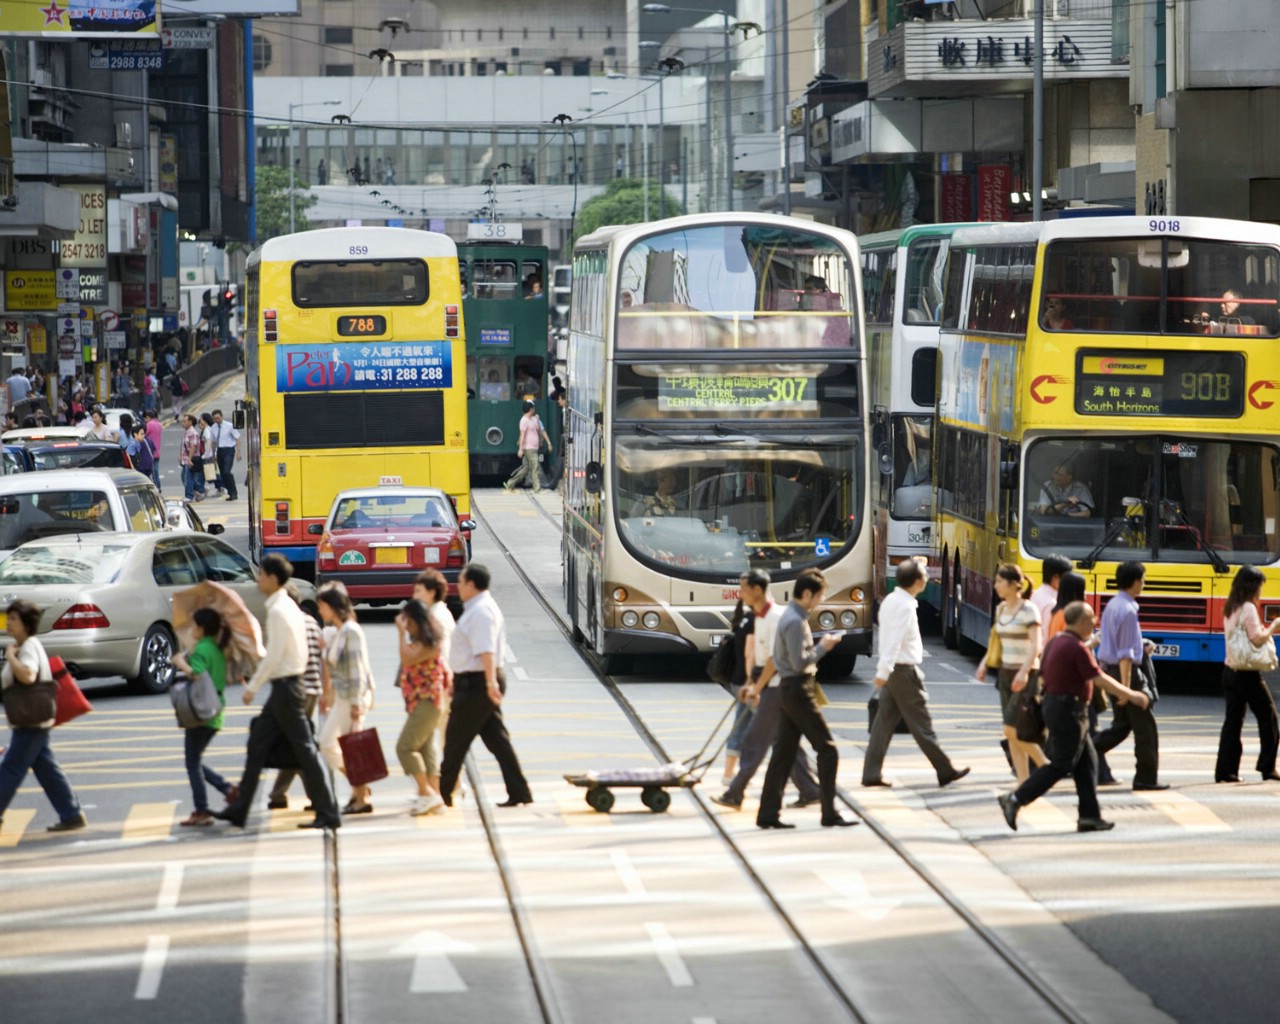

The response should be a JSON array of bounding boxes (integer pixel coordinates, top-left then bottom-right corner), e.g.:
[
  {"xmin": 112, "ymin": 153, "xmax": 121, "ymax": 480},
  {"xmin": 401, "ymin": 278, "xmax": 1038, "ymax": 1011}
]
[{"xmin": 0, "ymin": 468, "xmax": 169, "ymax": 561}]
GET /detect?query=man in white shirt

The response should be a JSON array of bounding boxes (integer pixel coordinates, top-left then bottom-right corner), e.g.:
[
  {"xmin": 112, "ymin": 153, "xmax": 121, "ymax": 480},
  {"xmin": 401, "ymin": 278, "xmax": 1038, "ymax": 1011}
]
[
  {"xmin": 863, "ymin": 559, "xmax": 970, "ymax": 788},
  {"xmin": 437, "ymin": 563, "xmax": 533, "ymax": 808},
  {"xmin": 211, "ymin": 409, "xmax": 241, "ymax": 501},
  {"xmin": 712, "ymin": 569, "xmax": 821, "ymax": 810},
  {"xmin": 1030, "ymin": 554, "xmax": 1071, "ymax": 626},
  {"xmin": 214, "ymin": 554, "xmax": 340, "ymax": 830}
]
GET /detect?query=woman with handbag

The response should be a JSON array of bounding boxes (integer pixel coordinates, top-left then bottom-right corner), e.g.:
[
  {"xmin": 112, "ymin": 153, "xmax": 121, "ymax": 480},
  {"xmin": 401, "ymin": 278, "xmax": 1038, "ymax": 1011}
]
[
  {"xmin": 316, "ymin": 584, "xmax": 377, "ymax": 814},
  {"xmin": 394, "ymin": 600, "xmax": 449, "ymax": 816},
  {"xmin": 976, "ymin": 563, "xmax": 1049, "ymax": 782},
  {"xmin": 0, "ymin": 600, "xmax": 86, "ymax": 833},
  {"xmin": 1215, "ymin": 566, "xmax": 1280, "ymax": 783},
  {"xmin": 171, "ymin": 608, "xmax": 238, "ymax": 826}
]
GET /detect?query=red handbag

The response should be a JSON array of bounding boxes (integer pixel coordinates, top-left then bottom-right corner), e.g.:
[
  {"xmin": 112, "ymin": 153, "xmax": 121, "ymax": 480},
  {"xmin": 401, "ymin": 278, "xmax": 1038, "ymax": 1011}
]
[
  {"xmin": 338, "ymin": 727, "xmax": 389, "ymax": 788},
  {"xmin": 51, "ymin": 655, "xmax": 93, "ymax": 727}
]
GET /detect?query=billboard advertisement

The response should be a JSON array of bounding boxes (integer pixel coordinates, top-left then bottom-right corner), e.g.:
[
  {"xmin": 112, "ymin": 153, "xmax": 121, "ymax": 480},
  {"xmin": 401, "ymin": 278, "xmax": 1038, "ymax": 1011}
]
[{"xmin": 2, "ymin": 0, "xmax": 158, "ymax": 36}]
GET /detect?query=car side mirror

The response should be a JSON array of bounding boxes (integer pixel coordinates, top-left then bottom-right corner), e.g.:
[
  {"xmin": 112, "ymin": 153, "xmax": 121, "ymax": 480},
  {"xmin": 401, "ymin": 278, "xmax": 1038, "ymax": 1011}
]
[
  {"xmin": 207, "ymin": 522, "xmax": 225, "ymax": 535},
  {"xmin": 307, "ymin": 523, "xmax": 325, "ymax": 535},
  {"xmin": 458, "ymin": 519, "xmax": 477, "ymax": 532}
]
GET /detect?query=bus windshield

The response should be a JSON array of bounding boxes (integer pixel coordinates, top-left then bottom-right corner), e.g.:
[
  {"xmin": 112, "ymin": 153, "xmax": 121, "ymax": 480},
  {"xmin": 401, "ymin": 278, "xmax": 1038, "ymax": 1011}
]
[
  {"xmin": 1022, "ymin": 436, "xmax": 1280, "ymax": 565},
  {"xmin": 901, "ymin": 237, "xmax": 950, "ymax": 326},
  {"xmin": 292, "ymin": 259, "xmax": 428, "ymax": 307},
  {"xmin": 616, "ymin": 224, "xmax": 856, "ymax": 350},
  {"xmin": 613, "ymin": 437, "xmax": 862, "ymax": 577},
  {"xmin": 1042, "ymin": 237, "xmax": 1280, "ymax": 336}
]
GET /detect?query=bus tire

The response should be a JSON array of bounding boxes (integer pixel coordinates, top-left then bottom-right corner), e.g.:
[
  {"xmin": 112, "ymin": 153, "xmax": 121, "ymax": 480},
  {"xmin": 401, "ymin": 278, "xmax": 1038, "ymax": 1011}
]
[
  {"xmin": 818, "ymin": 651, "xmax": 856, "ymax": 679},
  {"xmin": 604, "ymin": 653, "xmax": 633, "ymax": 675}
]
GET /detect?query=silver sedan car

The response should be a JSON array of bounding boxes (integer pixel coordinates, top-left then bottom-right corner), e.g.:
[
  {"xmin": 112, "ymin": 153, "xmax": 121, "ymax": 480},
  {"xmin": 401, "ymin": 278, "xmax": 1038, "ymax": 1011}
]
[{"xmin": 0, "ymin": 531, "xmax": 316, "ymax": 694}]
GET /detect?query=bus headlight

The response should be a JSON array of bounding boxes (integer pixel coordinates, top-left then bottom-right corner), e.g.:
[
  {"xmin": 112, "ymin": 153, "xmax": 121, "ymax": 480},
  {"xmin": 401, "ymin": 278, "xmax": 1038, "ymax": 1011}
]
[
  {"xmin": 818, "ymin": 611, "xmax": 836, "ymax": 630},
  {"xmin": 621, "ymin": 610, "xmax": 640, "ymax": 628},
  {"xmin": 840, "ymin": 611, "xmax": 857, "ymax": 628},
  {"xmin": 642, "ymin": 612, "xmax": 661, "ymax": 629}
]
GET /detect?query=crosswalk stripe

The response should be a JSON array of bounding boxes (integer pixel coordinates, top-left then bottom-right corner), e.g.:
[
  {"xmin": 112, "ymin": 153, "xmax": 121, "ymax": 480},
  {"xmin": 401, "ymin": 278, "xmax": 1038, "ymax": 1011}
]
[
  {"xmin": 0, "ymin": 808, "xmax": 37, "ymax": 846},
  {"xmin": 1131, "ymin": 789, "xmax": 1230, "ymax": 832},
  {"xmin": 1014, "ymin": 797, "xmax": 1077, "ymax": 832},
  {"xmin": 122, "ymin": 803, "xmax": 177, "ymax": 841}
]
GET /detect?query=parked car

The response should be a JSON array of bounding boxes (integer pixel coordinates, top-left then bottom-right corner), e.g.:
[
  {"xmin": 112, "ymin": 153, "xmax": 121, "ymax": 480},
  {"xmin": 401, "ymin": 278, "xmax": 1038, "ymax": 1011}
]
[
  {"xmin": 314, "ymin": 484, "xmax": 475, "ymax": 609},
  {"xmin": 1, "ymin": 426, "xmax": 93, "ymax": 444},
  {"xmin": 165, "ymin": 498, "xmax": 225, "ymax": 535},
  {"xmin": 0, "ymin": 531, "xmax": 316, "ymax": 693},
  {"xmin": 15, "ymin": 440, "xmax": 133, "ymax": 472},
  {"xmin": 3, "ymin": 444, "xmax": 29, "ymax": 475},
  {"xmin": 0, "ymin": 468, "xmax": 168, "ymax": 561}
]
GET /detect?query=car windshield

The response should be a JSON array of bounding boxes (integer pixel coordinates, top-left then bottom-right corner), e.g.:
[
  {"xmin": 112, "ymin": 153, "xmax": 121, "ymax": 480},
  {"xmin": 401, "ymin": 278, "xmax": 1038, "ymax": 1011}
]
[
  {"xmin": 32, "ymin": 446, "xmax": 127, "ymax": 470},
  {"xmin": 0, "ymin": 490, "xmax": 113, "ymax": 549},
  {"xmin": 0, "ymin": 542, "xmax": 131, "ymax": 584},
  {"xmin": 1022, "ymin": 436, "xmax": 1280, "ymax": 565},
  {"xmin": 613, "ymin": 435, "xmax": 863, "ymax": 578},
  {"xmin": 330, "ymin": 493, "xmax": 454, "ymax": 530}
]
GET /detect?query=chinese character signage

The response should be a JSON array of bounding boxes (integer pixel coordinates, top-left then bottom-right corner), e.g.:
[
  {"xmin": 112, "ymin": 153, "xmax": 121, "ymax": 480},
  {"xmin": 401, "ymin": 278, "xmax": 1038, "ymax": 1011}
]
[
  {"xmin": 4, "ymin": 271, "xmax": 57, "ymax": 311},
  {"xmin": 1074, "ymin": 350, "xmax": 1245, "ymax": 418},
  {"xmin": 1, "ymin": 0, "xmax": 159, "ymax": 36},
  {"xmin": 657, "ymin": 374, "xmax": 818, "ymax": 413},
  {"xmin": 478, "ymin": 328, "xmax": 512, "ymax": 346},
  {"xmin": 276, "ymin": 342, "xmax": 453, "ymax": 393}
]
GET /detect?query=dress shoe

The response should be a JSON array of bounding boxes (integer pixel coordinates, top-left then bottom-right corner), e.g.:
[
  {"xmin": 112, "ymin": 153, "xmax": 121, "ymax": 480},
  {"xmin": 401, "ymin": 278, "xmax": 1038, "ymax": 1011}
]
[
  {"xmin": 224, "ymin": 785, "xmax": 241, "ymax": 805},
  {"xmin": 788, "ymin": 796, "xmax": 821, "ymax": 808},
  {"xmin": 46, "ymin": 813, "xmax": 87, "ymax": 833},
  {"xmin": 1132, "ymin": 782, "xmax": 1170, "ymax": 791},
  {"xmin": 862, "ymin": 779, "xmax": 892, "ymax": 788},
  {"xmin": 266, "ymin": 795, "xmax": 287, "ymax": 810},
  {"xmin": 939, "ymin": 767, "xmax": 971, "ymax": 787},
  {"xmin": 1261, "ymin": 772, "xmax": 1280, "ymax": 781},
  {"xmin": 1077, "ymin": 818, "xmax": 1116, "ymax": 833},
  {"xmin": 710, "ymin": 794, "xmax": 742, "ymax": 810},
  {"xmin": 211, "ymin": 808, "xmax": 246, "ymax": 827},
  {"xmin": 496, "ymin": 797, "xmax": 533, "ymax": 807},
  {"xmin": 821, "ymin": 815, "xmax": 859, "ymax": 828},
  {"xmin": 756, "ymin": 819, "xmax": 796, "ymax": 830},
  {"xmin": 343, "ymin": 801, "xmax": 374, "ymax": 815},
  {"xmin": 1215, "ymin": 775, "xmax": 1241, "ymax": 784},
  {"xmin": 998, "ymin": 792, "xmax": 1019, "ymax": 831},
  {"xmin": 1097, "ymin": 777, "xmax": 1123, "ymax": 787},
  {"xmin": 297, "ymin": 818, "xmax": 341, "ymax": 830}
]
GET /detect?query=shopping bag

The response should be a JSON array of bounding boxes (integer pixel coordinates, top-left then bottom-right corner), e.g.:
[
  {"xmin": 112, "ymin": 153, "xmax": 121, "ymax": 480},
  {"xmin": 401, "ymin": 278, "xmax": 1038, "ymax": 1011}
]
[
  {"xmin": 169, "ymin": 671, "xmax": 221, "ymax": 728},
  {"xmin": 50, "ymin": 656, "xmax": 92, "ymax": 726},
  {"xmin": 338, "ymin": 727, "xmax": 389, "ymax": 788}
]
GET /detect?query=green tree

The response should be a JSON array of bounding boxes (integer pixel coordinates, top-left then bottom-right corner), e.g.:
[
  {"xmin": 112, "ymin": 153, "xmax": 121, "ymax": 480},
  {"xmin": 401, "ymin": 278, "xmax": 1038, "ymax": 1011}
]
[
  {"xmin": 255, "ymin": 164, "xmax": 317, "ymax": 241},
  {"xmin": 573, "ymin": 179, "xmax": 685, "ymax": 242}
]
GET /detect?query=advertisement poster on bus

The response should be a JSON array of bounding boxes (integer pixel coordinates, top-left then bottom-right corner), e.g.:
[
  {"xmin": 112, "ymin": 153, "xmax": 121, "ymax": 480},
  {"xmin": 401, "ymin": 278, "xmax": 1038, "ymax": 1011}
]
[
  {"xmin": 0, "ymin": 0, "xmax": 158, "ymax": 36},
  {"xmin": 276, "ymin": 342, "xmax": 453, "ymax": 393}
]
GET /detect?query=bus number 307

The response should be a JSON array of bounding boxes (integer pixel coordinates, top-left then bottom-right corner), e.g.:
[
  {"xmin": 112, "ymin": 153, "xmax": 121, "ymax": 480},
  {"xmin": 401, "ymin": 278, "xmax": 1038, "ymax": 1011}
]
[{"xmin": 769, "ymin": 377, "xmax": 808, "ymax": 402}]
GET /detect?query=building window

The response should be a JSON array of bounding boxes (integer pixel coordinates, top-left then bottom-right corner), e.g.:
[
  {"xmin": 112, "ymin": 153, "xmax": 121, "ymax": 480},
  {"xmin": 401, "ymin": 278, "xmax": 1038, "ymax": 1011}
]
[
  {"xmin": 252, "ymin": 34, "xmax": 272, "ymax": 72},
  {"xmin": 325, "ymin": 64, "xmax": 355, "ymax": 77},
  {"xmin": 498, "ymin": 27, "xmax": 503, "ymax": 41},
  {"xmin": 549, "ymin": 26, "xmax": 555, "ymax": 40},
  {"xmin": 578, "ymin": 26, "xmax": 583, "ymax": 40},
  {"xmin": 477, "ymin": 29, "xmax": 483, "ymax": 42},
  {"xmin": 323, "ymin": 27, "xmax": 353, "ymax": 44},
  {"xmin": 523, "ymin": 27, "xmax": 528, "ymax": 40}
]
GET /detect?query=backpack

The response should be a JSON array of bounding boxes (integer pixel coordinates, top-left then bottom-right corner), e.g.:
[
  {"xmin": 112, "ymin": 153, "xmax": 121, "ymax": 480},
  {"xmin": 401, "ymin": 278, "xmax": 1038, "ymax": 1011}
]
[
  {"xmin": 180, "ymin": 378, "xmax": 190, "ymax": 395},
  {"xmin": 133, "ymin": 438, "xmax": 154, "ymax": 474}
]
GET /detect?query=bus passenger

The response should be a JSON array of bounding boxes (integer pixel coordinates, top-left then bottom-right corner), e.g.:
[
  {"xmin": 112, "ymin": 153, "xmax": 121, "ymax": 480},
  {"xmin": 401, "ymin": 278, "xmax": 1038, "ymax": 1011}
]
[
  {"xmin": 479, "ymin": 370, "xmax": 507, "ymax": 401},
  {"xmin": 1217, "ymin": 289, "xmax": 1257, "ymax": 327},
  {"xmin": 1037, "ymin": 462, "xmax": 1094, "ymax": 517},
  {"xmin": 1042, "ymin": 296, "xmax": 1074, "ymax": 330}
]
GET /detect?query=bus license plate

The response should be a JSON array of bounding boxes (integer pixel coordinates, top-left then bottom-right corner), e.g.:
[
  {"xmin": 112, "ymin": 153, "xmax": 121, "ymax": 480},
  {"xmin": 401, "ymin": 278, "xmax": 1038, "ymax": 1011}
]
[
  {"xmin": 374, "ymin": 547, "xmax": 409, "ymax": 565},
  {"xmin": 1151, "ymin": 644, "xmax": 1180, "ymax": 658}
]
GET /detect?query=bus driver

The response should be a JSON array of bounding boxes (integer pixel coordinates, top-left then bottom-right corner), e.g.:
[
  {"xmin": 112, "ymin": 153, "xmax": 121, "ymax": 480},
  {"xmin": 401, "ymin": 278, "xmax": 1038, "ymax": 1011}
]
[{"xmin": 1037, "ymin": 462, "xmax": 1094, "ymax": 517}]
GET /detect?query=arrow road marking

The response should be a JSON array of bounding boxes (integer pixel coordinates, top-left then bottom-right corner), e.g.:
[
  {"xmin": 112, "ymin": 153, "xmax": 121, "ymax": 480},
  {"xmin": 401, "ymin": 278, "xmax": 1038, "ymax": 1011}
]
[{"xmin": 392, "ymin": 930, "xmax": 476, "ymax": 993}]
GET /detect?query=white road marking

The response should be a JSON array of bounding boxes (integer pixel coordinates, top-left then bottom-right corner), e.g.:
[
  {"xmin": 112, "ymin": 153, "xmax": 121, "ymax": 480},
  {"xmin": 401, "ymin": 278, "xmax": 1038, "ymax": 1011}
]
[
  {"xmin": 817, "ymin": 868, "xmax": 901, "ymax": 921},
  {"xmin": 610, "ymin": 850, "xmax": 646, "ymax": 895},
  {"xmin": 512, "ymin": 665, "xmax": 530, "ymax": 681},
  {"xmin": 645, "ymin": 921, "xmax": 693, "ymax": 987},
  {"xmin": 692, "ymin": 1018, "xmax": 719, "ymax": 1024},
  {"xmin": 156, "ymin": 863, "xmax": 183, "ymax": 912},
  {"xmin": 392, "ymin": 929, "xmax": 475, "ymax": 993},
  {"xmin": 133, "ymin": 935, "xmax": 169, "ymax": 1000}
]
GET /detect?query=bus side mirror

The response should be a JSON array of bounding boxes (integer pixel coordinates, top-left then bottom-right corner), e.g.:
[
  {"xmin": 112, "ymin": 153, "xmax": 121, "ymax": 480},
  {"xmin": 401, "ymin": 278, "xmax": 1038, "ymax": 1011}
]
[
  {"xmin": 878, "ymin": 443, "xmax": 893, "ymax": 477},
  {"xmin": 233, "ymin": 410, "xmax": 246, "ymax": 430},
  {"xmin": 1000, "ymin": 461, "xmax": 1019, "ymax": 490},
  {"xmin": 585, "ymin": 461, "xmax": 603, "ymax": 494}
]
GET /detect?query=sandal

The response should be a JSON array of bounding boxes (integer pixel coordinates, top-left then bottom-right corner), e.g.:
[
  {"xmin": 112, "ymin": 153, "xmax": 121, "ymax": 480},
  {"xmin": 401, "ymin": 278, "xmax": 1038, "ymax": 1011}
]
[
  {"xmin": 180, "ymin": 811, "xmax": 215, "ymax": 827},
  {"xmin": 343, "ymin": 801, "xmax": 374, "ymax": 815}
]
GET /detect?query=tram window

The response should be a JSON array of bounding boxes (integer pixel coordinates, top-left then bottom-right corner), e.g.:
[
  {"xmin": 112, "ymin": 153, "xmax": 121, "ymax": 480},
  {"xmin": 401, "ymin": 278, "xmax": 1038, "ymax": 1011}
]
[
  {"xmin": 513, "ymin": 357, "xmax": 543, "ymax": 399},
  {"xmin": 521, "ymin": 260, "xmax": 545, "ymax": 299},
  {"xmin": 476, "ymin": 358, "xmax": 510, "ymax": 401},
  {"xmin": 471, "ymin": 259, "xmax": 520, "ymax": 300}
]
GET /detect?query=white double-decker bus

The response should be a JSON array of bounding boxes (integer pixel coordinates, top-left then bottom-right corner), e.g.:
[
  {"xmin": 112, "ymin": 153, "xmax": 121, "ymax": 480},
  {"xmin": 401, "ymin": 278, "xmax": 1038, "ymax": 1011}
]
[{"xmin": 562, "ymin": 213, "xmax": 873, "ymax": 675}]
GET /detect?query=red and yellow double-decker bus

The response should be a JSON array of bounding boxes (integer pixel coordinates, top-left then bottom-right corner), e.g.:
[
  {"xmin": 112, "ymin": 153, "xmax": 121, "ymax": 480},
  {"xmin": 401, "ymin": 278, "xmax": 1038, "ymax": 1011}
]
[{"xmin": 933, "ymin": 216, "xmax": 1280, "ymax": 664}]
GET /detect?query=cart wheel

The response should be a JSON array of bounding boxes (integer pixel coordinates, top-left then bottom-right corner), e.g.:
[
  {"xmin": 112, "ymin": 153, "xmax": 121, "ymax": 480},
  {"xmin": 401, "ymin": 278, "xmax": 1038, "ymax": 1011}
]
[
  {"xmin": 641, "ymin": 787, "xmax": 671, "ymax": 813},
  {"xmin": 584, "ymin": 789, "xmax": 597, "ymax": 807},
  {"xmin": 586, "ymin": 787, "xmax": 615, "ymax": 813}
]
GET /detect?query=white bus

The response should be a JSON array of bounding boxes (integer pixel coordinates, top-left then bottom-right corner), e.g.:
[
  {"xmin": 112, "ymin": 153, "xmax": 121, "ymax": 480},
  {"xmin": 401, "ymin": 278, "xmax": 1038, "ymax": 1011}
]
[
  {"xmin": 860, "ymin": 223, "xmax": 972, "ymax": 603},
  {"xmin": 562, "ymin": 213, "xmax": 874, "ymax": 675}
]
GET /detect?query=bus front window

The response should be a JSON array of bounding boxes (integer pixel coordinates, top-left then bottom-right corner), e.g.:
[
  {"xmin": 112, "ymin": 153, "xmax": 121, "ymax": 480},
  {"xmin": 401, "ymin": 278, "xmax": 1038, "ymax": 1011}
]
[
  {"xmin": 614, "ymin": 439, "xmax": 862, "ymax": 577},
  {"xmin": 1023, "ymin": 437, "xmax": 1280, "ymax": 565}
]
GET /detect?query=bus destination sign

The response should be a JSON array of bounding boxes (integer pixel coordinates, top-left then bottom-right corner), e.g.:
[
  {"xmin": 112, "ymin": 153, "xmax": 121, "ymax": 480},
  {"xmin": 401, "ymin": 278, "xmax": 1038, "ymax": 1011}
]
[
  {"xmin": 1074, "ymin": 350, "xmax": 1245, "ymax": 418},
  {"xmin": 658, "ymin": 373, "xmax": 818, "ymax": 412},
  {"xmin": 276, "ymin": 341, "xmax": 453, "ymax": 392}
]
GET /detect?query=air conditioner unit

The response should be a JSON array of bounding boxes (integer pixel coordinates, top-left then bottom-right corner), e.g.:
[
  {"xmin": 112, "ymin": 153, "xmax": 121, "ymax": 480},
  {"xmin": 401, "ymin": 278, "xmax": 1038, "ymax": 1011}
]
[{"xmin": 115, "ymin": 121, "xmax": 132, "ymax": 147}]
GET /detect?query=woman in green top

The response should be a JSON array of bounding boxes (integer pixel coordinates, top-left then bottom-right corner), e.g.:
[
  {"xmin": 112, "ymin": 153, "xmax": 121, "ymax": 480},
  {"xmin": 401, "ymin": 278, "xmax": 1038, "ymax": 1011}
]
[{"xmin": 172, "ymin": 608, "xmax": 238, "ymax": 827}]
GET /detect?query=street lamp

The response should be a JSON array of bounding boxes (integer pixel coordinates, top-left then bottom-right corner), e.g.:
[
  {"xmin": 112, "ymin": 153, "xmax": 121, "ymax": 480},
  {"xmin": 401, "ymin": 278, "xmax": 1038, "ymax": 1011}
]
[
  {"xmin": 288, "ymin": 100, "xmax": 340, "ymax": 233},
  {"xmin": 642, "ymin": 3, "xmax": 748, "ymax": 212}
]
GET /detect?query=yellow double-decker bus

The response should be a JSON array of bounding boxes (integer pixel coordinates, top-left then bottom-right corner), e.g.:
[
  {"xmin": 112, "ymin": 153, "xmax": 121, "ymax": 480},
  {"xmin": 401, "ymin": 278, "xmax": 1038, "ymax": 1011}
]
[
  {"xmin": 242, "ymin": 227, "xmax": 469, "ymax": 575},
  {"xmin": 934, "ymin": 216, "xmax": 1280, "ymax": 664}
]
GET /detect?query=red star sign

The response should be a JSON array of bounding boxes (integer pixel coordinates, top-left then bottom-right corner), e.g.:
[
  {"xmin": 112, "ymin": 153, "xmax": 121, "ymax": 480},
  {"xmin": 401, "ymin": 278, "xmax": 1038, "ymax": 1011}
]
[{"xmin": 41, "ymin": 1, "xmax": 67, "ymax": 25}]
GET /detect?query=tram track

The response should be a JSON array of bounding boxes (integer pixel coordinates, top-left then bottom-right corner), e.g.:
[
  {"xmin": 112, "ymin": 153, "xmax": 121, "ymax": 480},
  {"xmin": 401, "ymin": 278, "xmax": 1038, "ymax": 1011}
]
[{"xmin": 470, "ymin": 490, "xmax": 1090, "ymax": 1024}]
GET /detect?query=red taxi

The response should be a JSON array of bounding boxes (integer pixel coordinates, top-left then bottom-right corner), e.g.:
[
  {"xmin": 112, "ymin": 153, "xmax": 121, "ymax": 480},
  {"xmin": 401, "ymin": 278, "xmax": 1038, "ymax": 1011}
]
[{"xmin": 315, "ymin": 483, "xmax": 474, "ymax": 606}]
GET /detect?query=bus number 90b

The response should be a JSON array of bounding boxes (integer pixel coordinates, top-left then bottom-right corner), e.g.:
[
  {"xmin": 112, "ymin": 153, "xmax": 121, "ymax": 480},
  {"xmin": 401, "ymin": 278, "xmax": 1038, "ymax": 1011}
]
[{"xmin": 1180, "ymin": 372, "xmax": 1231, "ymax": 403}]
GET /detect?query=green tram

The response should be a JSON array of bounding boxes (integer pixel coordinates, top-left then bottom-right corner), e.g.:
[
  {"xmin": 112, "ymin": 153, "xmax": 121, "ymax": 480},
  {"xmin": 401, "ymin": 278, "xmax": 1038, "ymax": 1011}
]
[{"xmin": 458, "ymin": 234, "xmax": 557, "ymax": 479}]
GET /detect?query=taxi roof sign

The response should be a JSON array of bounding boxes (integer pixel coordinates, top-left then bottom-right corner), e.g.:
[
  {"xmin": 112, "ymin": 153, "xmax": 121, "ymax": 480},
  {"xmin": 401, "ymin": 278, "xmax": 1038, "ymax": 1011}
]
[{"xmin": 379, "ymin": 475, "xmax": 403, "ymax": 486}]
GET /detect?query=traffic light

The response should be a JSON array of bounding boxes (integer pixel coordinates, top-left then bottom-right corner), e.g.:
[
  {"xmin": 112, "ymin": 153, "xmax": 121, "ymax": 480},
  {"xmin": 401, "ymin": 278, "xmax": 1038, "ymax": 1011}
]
[{"xmin": 223, "ymin": 283, "xmax": 236, "ymax": 305}]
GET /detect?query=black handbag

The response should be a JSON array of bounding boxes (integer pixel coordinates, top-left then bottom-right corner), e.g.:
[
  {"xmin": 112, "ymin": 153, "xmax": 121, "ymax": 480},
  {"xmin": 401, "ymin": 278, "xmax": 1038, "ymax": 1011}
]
[
  {"xmin": 867, "ymin": 693, "xmax": 911, "ymax": 735},
  {"xmin": 3, "ymin": 677, "xmax": 58, "ymax": 727},
  {"xmin": 1014, "ymin": 687, "xmax": 1047, "ymax": 744}
]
